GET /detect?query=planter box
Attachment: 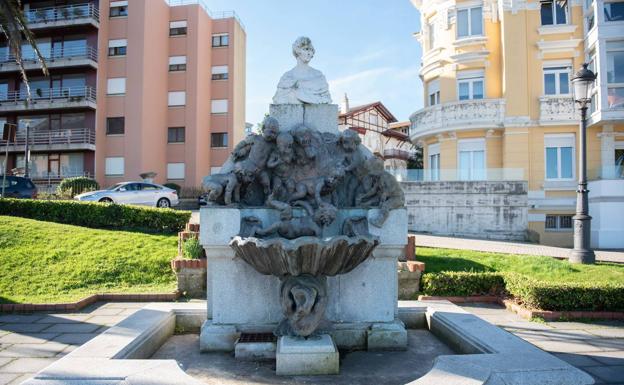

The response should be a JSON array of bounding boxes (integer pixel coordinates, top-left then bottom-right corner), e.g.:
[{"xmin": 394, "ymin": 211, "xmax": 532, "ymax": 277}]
[{"xmin": 171, "ymin": 258, "xmax": 207, "ymax": 298}]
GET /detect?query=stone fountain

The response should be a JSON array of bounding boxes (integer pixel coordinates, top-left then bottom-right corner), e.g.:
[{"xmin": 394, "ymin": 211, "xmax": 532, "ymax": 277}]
[{"xmin": 199, "ymin": 36, "xmax": 407, "ymax": 375}]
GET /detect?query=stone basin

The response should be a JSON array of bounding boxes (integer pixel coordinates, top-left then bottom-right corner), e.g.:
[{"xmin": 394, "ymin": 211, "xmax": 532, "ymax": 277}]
[{"xmin": 229, "ymin": 235, "xmax": 379, "ymax": 277}]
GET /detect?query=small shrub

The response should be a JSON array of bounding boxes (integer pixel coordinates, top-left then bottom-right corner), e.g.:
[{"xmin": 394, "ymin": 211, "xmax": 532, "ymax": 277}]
[
  {"xmin": 0, "ymin": 198, "xmax": 190, "ymax": 234},
  {"xmin": 57, "ymin": 177, "xmax": 99, "ymax": 197},
  {"xmin": 182, "ymin": 236, "xmax": 204, "ymax": 259},
  {"xmin": 164, "ymin": 183, "xmax": 181, "ymax": 194},
  {"xmin": 421, "ymin": 272, "xmax": 506, "ymax": 296},
  {"xmin": 179, "ymin": 186, "xmax": 206, "ymax": 199}
]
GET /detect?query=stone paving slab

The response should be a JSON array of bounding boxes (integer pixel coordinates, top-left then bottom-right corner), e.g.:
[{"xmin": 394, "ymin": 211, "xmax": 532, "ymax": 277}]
[{"xmin": 414, "ymin": 233, "xmax": 624, "ymax": 263}]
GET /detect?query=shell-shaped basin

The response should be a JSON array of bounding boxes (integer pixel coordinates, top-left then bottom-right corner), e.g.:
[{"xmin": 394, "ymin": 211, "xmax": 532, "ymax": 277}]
[{"xmin": 229, "ymin": 235, "xmax": 380, "ymax": 277}]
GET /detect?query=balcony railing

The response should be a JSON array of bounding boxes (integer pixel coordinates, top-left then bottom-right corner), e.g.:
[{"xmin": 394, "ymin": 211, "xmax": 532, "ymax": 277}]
[
  {"xmin": 24, "ymin": 3, "xmax": 99, "ymax": 25},
  {"xmin": 410, "ymin": 99, "xmax": 506, "ymax": 139},
  {"xmin": 383, "ymin": 149, "xmax": 414, "ymax": 161},
  {"xmin": 539, "ymin": 95, "xmax": 578, "ymax": 124},
  {"xmin": 387, "ymin": 168, "xmax": 525, "ymax": 182},
  {"xmin": 0, "ymin": 86, "xmax": 96, "ymax": 110},
  {"xmin": 0, "ymin": 46, "xmax": 97, "ymax": 66},
  {"xmin": 0, "ymin": 128, "xmax": 95, "ymax": 148}
]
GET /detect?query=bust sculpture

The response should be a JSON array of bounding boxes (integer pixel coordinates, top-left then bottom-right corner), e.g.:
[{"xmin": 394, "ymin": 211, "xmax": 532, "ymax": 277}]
[{"xmin": 272, "ymin": 37, "xmax": 332, "ymax": 105}]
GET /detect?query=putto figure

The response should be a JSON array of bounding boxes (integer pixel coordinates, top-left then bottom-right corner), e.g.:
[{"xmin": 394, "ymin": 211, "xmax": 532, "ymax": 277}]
[{"xmin": 273, "ymin": 37, "xmax": 332, "ymax": 105}]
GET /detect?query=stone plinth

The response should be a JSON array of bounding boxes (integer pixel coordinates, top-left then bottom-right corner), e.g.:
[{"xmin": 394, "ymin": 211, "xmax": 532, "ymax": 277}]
[
  {"xmin": 276, "ymin": 334, "xmax": 339, "ymax": 375},
  {"xmin": 269, "ymin": 104, "xmax": 339, "ymax": 133},
  {"xmin": 199, "ymin": 207, "xmax": 408, "ymax": 351}
]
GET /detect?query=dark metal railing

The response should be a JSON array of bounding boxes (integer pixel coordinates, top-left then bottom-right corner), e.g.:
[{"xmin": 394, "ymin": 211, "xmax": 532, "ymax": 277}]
[
  {"xmin": 24, "ymin": 3, "xmax": 99, "ymax": 24},
  {"xmin": 0, "ymin": 127, "xmax": 95, "ymax": 147}
]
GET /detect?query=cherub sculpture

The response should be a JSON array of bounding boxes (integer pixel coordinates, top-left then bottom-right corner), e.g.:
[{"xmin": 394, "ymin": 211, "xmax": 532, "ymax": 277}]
[
  {"xmin": 253, "ymin": 204, "xmax": 322, "ymax": 240},
  {"xmin": 203, "ymin": 172, "xmax": 240, "ymax": 206},
  {"xmin": 363, "ymin": 158, "xmax": 406, "ymax": 227}
]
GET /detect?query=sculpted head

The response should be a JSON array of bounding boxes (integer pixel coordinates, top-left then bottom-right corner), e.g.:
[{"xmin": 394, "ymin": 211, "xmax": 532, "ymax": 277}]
[
  {"xmin": 276, "ymin": 132, "xmax": 294, "ymax": 161},
  {"xmin": 262, "ymin": 116, "xmax": 279, "ymax": 142},
  {"xmin": 339, "ymin": 130, "xmax": 361, "ymax": 152},
  {"xmin": 292, "ymin": 36, "xmax": 315, "ymax": 64}
]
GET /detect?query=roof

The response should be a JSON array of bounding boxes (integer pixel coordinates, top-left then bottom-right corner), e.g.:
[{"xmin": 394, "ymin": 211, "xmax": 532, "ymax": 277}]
[
  {"xmin": 388, "ymin": 121, "xmax": 411, "ymax": 129},
  {"xmin": 339, "ymin": 101, "xmax": 398, "ymax": 123},
  {"xmin": 381, "ymin": 128, "xmax": 409, "ymax": 141}
]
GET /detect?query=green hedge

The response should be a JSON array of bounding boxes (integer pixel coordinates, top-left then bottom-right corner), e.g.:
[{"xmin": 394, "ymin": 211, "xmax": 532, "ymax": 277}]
[
  {"xmin": 505, "ymin": 274, "xmax": 624, "ymax": 312},
  {"xmin": 0, "ymin": 198, "xmax": 190, "ymax": 234},
  {"xmin": 421, "ymin": 271, "xmax": 624, "ymax": 312},
  {"xmin": 421, "ymin": 272, "xmax": 507, "ymax": 296}
]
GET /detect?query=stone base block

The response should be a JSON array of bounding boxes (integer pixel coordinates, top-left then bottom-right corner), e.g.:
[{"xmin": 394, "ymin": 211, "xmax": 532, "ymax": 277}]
[
  {"xmin": 398, "ymin": 270, "xmax": 421, "ymax": 300},
  {"xmin": 367, "ymin": 320, "xmax": 408, "ymax": 351},
  {"xmin": 199, "ymin": 321, "xmax": 239, "ymax": 352},
  {"xmin": 276, "ymin": 334, "xmax": 339, "ymax": 376},
  {"xmin": 235, "ymin": 341, "xmax": 276, "ymax": 361},
  {"xmin": 330, "ymin": 326, "xmax": 367, "ymax": 350}
]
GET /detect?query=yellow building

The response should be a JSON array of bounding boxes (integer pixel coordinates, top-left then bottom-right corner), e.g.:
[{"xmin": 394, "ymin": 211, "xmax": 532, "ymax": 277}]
[{"xmin": 409, "ymin": 0, "xmax": 624, "ymax": 248}]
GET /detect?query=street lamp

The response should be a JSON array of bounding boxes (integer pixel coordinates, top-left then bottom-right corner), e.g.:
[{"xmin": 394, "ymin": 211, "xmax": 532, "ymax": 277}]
[{"xmin": 570, "ymin": 63, "xmax": 597, "ymax": 264}]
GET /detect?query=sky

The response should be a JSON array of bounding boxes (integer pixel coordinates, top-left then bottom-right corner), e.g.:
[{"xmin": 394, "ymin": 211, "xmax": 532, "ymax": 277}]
[{"xmin": 204, "ymin": 0, "xmax": 424, "ymax": 126}]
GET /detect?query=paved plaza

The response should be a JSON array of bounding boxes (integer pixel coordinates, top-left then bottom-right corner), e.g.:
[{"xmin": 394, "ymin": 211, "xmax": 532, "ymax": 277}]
[
  {"xmin": 0, "ymin": 301, "xmax": 622, "ymax": 384},
  {"xmin": 414, "ymin": 233, "xmax": 624, "ymax": 263}
]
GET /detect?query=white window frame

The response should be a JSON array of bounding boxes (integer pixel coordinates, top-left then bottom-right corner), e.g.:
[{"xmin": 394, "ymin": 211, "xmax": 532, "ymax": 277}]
[
  {"xmin": 543, "ymin": 66, "xmax": 571, "ymax": 95},
  {"xmin": 457, "ymin": 138, "xmax": 486, "ymax": 181},
  {"xmin": 211, "ymin": 65, "xmax": 228, "ymax": 80},
  {"xmin": 545, "ymin": 214, "xmax": 573, "ymax": 231},
  {"xmin": 428, "ymin": 143, "xmax": 441, "ymax": 181},
  {"xmin": 456, "ymin": 6, "xmax": 483, "ymax": 38},
  {"xmin": 212, "ymin": 33, "xmax": 229, "ymax": 47},
  {"xmin": 540, "ymin": 0, "xmax": 569, "ymax": 26},
  {"xmin": 606, "ymin": 41, "xmax": 624, "ymax": 109},
  {"xmin": 169, "ymin": 56, "xmax": 187, "ymax": 71},
  {"xmin": 428, "ymin": 79, "xmax": 440, "ymax": 106},
  {"xmin": 167, "ymin": 163, "xmax": 185, "ymax": 180},
  {"xmin": 105, "ymin": 157, "xmax": 124, "ymax": 176},
  {"xmin": 169, "ymin": 20, "xmax": 187, "ymax": 36},
  {"xmin": 211, "ymin": 99, "xmax": 228, "ymax": 114},
  {"xmin": 544, "ymin": 134, "xmax": 576, "ymax": 181},
  {"xmin": 109, "ymin": 1, "xmax": 128, "ymax": 17},
  {"xmin": 108, "ymin": 39, "xmax": 127, "ymax": 57},
  {"xmin": 457, "ymin": 70, "xmax": 485, "ymax": 100},
  {"xmin": 168, "ymin": 91, "xmax": 186, "ymax": 107},
  {"xmin": 604, "ymin": 0, "xmax": 624, "ymax": 22},
  {"xmin": 107, "ymin": 78, "xmax": 126, "ymax": 95}
]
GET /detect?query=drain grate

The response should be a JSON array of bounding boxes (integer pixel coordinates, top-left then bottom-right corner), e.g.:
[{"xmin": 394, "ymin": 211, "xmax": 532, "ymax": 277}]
[{"xmin": 238, "ymin": 332, "xmax": 277, "ymax": 343}]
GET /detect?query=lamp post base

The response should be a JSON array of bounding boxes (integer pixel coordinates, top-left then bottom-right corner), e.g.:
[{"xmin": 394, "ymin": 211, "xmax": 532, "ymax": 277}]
[{"xmin": 569, "ymin": 249, "xmax": 595, "ymax": 264}]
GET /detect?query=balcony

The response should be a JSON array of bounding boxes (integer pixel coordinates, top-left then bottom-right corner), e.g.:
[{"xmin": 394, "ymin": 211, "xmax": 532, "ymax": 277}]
[
  {"xmin": 539, "ymin": 95, "xmax": 578, "ymax": 125},
  {"xmin": 24, "ymin": 3, "xmax": 99, "ymax": 29},
  {"xmin": 409, "ymin": 99, "xmax": 505, "ymax": 141},
  {"xmin": 0, "ymin": 128, "xmax": 95, "ymax": 152},
  {"xmin": 0, "ymin": 86, "xmax": 97, "ymax": 112},
  {"xmin": 0, "ymin": 46, "xmax": 98, "ymax": 73},
  {"xmin": 383, "ymin": 148, "xmax": 413, "ymax": 161}
]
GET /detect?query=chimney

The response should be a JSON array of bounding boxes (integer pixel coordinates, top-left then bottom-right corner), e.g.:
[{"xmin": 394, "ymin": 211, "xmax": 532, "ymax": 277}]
[{"xmin": 341, "ymin": 93, "xmax": 350, "ymax": 114}]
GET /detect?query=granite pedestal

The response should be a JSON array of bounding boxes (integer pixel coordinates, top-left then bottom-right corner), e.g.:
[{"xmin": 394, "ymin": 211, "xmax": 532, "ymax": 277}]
[{"xmin": 276, "ymin": 334, "xmax": 339, "ymax": 375}]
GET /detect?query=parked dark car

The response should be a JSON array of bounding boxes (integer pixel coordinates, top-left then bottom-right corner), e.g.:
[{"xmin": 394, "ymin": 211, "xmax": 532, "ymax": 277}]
[{"xmin": 0, "ymin": 176, "xmax": 37, "ymax": 199}]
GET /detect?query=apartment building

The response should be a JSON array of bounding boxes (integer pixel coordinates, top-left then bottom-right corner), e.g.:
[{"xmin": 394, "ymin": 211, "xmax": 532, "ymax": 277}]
[
  {"xmin": 0, "ymin": 0, "xmax": 246, "ymax": 188},
  {"xmin": 409, "ymin": 0, "xmax": 623, "ymax": 247},
  {"xmin": 338, "ymin": 94, "xmax": 416, "ymax": 174}
]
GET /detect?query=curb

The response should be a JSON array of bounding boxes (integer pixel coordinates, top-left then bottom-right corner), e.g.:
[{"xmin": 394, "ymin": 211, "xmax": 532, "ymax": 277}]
[
  {"xmin": 418, "ymin": 295, "xmax": 500, "ymax": 303},
  {"xmin": 0, "ymin": 292, "xmax": 181, "ymax": 314}
]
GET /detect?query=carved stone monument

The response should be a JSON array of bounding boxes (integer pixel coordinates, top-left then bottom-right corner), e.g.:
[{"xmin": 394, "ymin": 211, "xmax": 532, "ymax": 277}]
[{"xmin": 199, "ymin": 37, "xmax": 407, "ymax": 375}]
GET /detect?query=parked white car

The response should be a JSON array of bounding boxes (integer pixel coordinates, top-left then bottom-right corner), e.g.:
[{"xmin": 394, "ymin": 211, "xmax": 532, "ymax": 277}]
[{"xmin": 75, "ymin": 182, "xmax": 179, "ymax": 208}]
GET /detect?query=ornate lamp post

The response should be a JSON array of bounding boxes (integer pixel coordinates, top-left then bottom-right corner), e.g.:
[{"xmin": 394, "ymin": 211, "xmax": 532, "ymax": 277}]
[{"xmin": 570, "ymin": 63, "xmax": 597, "ymax": 264}]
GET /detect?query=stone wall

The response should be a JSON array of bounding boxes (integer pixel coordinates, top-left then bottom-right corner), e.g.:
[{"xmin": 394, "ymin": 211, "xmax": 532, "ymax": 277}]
[{"xmin": 401, "ymin": 181, "xmax": 528, "ymax": 241}]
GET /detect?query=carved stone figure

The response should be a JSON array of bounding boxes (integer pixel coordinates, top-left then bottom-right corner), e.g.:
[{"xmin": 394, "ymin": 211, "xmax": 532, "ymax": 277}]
[
  {"xmin": 253, "ymin": 204, "xmax": 322, "ymax": 240},
  {"xmin": 275, "ymin": 275, "xmax": 328, "ymax": 337},
  {"xmin": 202, "ymin": 172, "xmax": 240, "ymax": 206},
  {"xmin": 273, "ymin": 37, "xmax": 332, "ymax": 105}
]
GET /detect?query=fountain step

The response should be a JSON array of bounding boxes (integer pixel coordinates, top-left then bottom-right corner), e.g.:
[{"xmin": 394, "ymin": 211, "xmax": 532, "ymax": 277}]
[
  {"xmin": 235, "ymin": 333, "xmax": 277, "ymax": 361},
  {"xmin": 276, "ymin": 334, "xmax": 339, "ymax": 376}
]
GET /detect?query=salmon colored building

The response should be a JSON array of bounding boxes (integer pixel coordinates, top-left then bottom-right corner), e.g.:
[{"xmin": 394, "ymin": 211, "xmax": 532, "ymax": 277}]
[{"xmin": 0, "ymin": 0, "xmax": 246, "ymax": 188}]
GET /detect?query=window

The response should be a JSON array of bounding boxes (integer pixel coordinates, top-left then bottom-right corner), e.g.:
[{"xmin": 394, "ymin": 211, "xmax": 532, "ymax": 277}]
[
  {"xmin": 211, "ymin": 132, "xmax": 228, "ymax": 148},
  {"xmin": 540, "ymin": 0, "xmax": 567, "ymax": 25},
  {"xmin": 458, "ymin": 139, "xmax": 486, "ymax": 180},
  {"xmin": 169, "ymin": 56, "xmax": 187, "ymax": 72},
  {"xmin": 105, "ymin": 157, "xmax": 124, "ymax": 176},
  {"xmin": 167, "ymin": 163, "xmax": 185, "ymax": 180},
  {"xmin": 107, "ymin": 78, "xmax": 126, "ymax": 95},
  {"xmin": 428, "ymin": 79, "xmax": 440, "ymax": 106},
  {"xmin": 457, "ymin": 7, "xmax": 483, "ymax": 38},
  {"xmin": 606, "ymin": 41, "xmax": 624, "ymax": 109},
  {"xmin": 457, "ymin": 70, "xmax": 484, "ymax": 100},
  {"xmin": 0, "ymin": 82, "xmax": 8, "ymax": 101},
  {"xmin": 211, "ymin": 65, "xmax": 228, "ymax": 80},
  {"xmin": 108, "ymin": 39, "xmax": 127, "ymax": 57},
  {"xmin": 545, "ymin": 215, "xmax": 573, "ymax": 231},
  {"xmin": 106, "ymin": 117, "xmax": 124, "ymax": 135},
  {"xmin": 109, "ymin": 1, "xmax": 128, "ymax": 17},
  {"xmin": 545, "ymin": 134, "xmax": 575, "ymax": 180},
  {"xmin": 169, "ymin": 21, "xmax": 187, "ymax": 36},
  {"xmin": 604, "ymin": 1, "xmax": 624, "ymax": 21},
  {"xmin": 428, "ymin": 21, "xmax": 436, "ymax": 49},
  {"xmin": 211, "ymin": 99, "xmax": 228, "ymax": 114},
  {"xmin": 168, "ymin": 91, "xmax": 186, "ymax": 107},
  {"xmin": 543, "ymin": 66, "xmax": 571, "ymax": 95},
  {"xmin": 168, "ymin": 127, "xmax": 185, "ymax": 143},
  {"xmin": 212, "ymin": 33, "xmax": 229, "ymax": 47},
  {"xmin": 142, "ymin": 183, "xmax": 161, "ymax": 190},
  {"xmin": 428, "ymin": 143, "xmax": 440, "ymax": 181}
]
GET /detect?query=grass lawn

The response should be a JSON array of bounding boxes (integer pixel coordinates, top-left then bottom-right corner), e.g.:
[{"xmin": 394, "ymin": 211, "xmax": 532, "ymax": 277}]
[
  {"xmin": 0, "ymin": 215, "xmax": 178, "ymax": 304},
  {"xmin": 417, "ymin": 247, "xmax": 624, "ymax": 284}
]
